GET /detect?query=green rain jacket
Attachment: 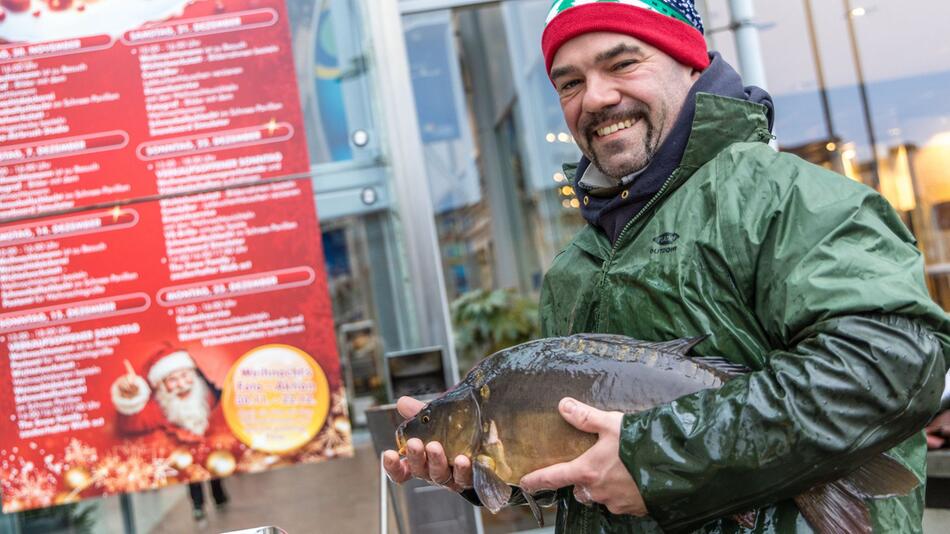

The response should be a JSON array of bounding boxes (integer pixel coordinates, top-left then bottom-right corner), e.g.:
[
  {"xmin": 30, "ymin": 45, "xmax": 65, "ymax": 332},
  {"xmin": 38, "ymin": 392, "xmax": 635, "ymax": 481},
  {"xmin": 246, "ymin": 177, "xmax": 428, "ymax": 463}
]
[{"xmin": 538, "ymin": 93, "xmax": 950, "ymax": 533}]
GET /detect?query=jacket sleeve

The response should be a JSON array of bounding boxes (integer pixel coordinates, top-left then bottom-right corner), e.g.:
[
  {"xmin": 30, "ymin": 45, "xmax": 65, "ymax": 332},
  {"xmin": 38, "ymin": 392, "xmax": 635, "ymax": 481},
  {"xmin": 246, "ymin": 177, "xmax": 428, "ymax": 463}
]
[{"xmin": 619, "ymin": 175, "xmax": 950, "ymax": 531}]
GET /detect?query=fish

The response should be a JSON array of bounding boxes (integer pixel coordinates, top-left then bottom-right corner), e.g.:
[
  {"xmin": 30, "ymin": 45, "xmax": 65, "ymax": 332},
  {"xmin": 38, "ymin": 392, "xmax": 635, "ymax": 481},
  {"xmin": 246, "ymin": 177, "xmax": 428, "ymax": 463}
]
[{"xmin": 394, "ymin": 334, "xmax": 919, "ymax": 532}]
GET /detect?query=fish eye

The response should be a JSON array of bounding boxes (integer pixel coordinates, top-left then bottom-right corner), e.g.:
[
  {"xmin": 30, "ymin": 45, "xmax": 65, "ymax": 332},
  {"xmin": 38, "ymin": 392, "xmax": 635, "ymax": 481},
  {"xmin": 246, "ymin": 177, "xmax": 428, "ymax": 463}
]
[{"xmin": 421, "ymin": 415, "xmax": 431, "ymax": 424}]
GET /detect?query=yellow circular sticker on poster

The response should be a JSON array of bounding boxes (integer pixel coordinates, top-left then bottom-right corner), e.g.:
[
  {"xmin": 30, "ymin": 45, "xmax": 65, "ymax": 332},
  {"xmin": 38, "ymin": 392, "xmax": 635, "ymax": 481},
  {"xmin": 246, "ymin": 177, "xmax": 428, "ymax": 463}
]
[{"xmin": 222, "ymin": 344, "xmax": 330, "ymax": 454}]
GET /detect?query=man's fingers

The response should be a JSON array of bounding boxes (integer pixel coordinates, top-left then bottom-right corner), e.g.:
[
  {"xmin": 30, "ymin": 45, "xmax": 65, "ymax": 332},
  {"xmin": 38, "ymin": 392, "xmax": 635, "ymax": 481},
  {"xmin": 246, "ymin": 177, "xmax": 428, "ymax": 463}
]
[
  {"xmin": 406, "ymin": 438, "xmax": 428, "ymax": 479},
  {"xmin": 382, "ymin": 450, "xmax": 412, "ymax": 483},
  {"xmin": 396, "ymin": 396, "xmax": 425, "ymax": 419},
  {"xmin": 453, "ymin": 455, "xmax": 473, "ymax": 488},
  {"xmin": 559, "ymin": 397, "xmax": 610, "ymax": 434},
  {"xmin": 519, "ymin": 460, "xmax": 583, "ymax": 494},
  {"xmin": 425, "ymin": 442, "xmax": 452, "ymax": 485}
]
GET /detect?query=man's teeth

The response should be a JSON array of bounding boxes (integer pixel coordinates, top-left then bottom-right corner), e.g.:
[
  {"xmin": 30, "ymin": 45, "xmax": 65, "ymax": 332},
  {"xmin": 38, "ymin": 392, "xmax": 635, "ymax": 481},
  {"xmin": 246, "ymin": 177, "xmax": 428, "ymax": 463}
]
[{"xmin": 597, "ymin": 119, "xmax": 635, "ymax": 137}]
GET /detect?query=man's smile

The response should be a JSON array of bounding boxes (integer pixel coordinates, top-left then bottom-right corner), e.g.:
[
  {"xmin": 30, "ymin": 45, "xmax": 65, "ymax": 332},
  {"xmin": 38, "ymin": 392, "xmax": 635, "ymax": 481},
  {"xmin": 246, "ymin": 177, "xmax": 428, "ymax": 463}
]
[{"xmin": 595, "ymin": 118, "xmax": 639, "ymax": 138}]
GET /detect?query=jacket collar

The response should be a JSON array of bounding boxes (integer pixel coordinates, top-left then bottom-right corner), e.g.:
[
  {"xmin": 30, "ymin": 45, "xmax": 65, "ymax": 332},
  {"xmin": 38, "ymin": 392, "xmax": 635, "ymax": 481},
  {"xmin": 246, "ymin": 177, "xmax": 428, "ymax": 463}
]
[
  {"xmin": 564, "ymin": 94, "xmax": 773, "ymax": 258},
  {"xmin": 679, "ymin": 92, "xmax": 773, "ymax": 172}
]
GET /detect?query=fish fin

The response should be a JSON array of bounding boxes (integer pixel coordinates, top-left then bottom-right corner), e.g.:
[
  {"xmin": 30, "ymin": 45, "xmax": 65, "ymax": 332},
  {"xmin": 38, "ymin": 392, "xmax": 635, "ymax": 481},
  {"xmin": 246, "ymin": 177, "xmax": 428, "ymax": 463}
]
[
  {"xmin": 637, "ymin": 335, "xmax": 709, "ymax": 355},
  {"xmin": 793, "ymin": 455, "xmax": 918, "ymax": 533},
  {"xmin": 840, "ymin": 454, "xmax": 919, "ymax": 498},
  {"xmin": 729, "ymin": 510, "xmax": 758, "ymax": 529},
  {"xmin": 692, "ymin": 356, "xmax": 751, "ymax": 378},
  {"xmin": 532, "ymin": 490, "xmax": 558, "ymax": 507},
  {"xmin": 570, "ymin": 334, "xmax": 708, "ymax": 356},
  {"xmin": 482, "ymin": 420, "xmax": 513, "ymax": 480},
  {"xmin": 468, "ymin": 389, "xmax": 485, "ymax": 455},
  {"xmin": 510, "ymin": 488, "xmax": 556, "ymax": 507},
  {"xmin": 794, "ymin": 480, "xmax": 872, "ymax": 534},
  {"xmin": 522, "ymin": 491, "xmax": 544, "ymax": 527},
  {"xmin": 473, "ymin": 456, "xmax": 512, "ymax": 514}
]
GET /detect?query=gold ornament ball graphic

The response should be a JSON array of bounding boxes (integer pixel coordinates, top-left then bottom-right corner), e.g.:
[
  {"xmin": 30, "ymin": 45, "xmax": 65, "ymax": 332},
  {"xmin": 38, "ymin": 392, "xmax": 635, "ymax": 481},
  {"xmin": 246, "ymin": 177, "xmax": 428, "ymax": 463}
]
[
  {"xmin": 222, "ymin": 344, "xmax": 330, "ymax": 454},
  {"xmin": 64, "ymin": 466, "xmax": 92, "ymax": 491},
  {"xmin": 205, "ymin": 450, "xmax": 237, "ymax": 478},
  {"xmin": 169, "ymin": 448, "xmax": 194, "ymax": 470}
]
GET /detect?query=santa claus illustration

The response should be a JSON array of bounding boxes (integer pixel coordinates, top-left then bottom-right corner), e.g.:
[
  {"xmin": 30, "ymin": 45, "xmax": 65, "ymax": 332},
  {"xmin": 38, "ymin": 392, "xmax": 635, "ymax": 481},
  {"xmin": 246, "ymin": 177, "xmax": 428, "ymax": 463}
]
[{"xmin": 111, "ymin": 345, "xmax": 230, "ymax": 445}]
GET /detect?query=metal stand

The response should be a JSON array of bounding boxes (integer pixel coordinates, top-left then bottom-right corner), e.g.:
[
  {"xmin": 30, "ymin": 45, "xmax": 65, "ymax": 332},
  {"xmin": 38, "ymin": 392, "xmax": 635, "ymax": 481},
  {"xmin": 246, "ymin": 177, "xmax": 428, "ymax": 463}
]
[
  {"xmin": 0, "ymin": 511, "xmax": 22, "ymax": 534},
  {"xmin": 120, "ymin": 493, "xmax": 137, "ymax": 534},
  {"xmin": 379, "ymin": 452, "xmax": 408, "ymax": 534}
]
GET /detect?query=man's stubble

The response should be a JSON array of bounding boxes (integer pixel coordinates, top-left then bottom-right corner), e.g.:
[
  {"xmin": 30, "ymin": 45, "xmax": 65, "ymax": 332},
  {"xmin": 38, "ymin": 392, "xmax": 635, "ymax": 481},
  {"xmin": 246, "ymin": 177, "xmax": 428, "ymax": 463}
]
[{"xmin": 581, "ymin": 101, "xmax": 669, "ymax": 180}]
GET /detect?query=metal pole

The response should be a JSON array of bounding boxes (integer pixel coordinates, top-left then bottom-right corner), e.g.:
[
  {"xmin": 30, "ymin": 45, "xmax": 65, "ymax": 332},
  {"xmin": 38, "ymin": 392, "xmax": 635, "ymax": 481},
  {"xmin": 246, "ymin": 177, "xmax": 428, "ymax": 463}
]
[
  {"xmin": 802, "ymin": 0, "xmax": 845, "ymax": 174},
  {"xmin": 120, "ymin": 494, "xmax": 137, "ymax": 534},
  {"xmin": 843, "ymin": 0, "xmax": 881, "ymax": 189},
  {"xmin": 802, "ymin": 0, "xmax": 835, "ymax": 142},
  {"xmin": 379, "ymin": 455, "xmax": 388, "ymax": 534},
  {"xmin": 726, "ymin": 0, "xmax": 768, "ymax": 90},
  {"xmin": 0, "ymin": 511, "xmax": 22, "ymax": 534}
]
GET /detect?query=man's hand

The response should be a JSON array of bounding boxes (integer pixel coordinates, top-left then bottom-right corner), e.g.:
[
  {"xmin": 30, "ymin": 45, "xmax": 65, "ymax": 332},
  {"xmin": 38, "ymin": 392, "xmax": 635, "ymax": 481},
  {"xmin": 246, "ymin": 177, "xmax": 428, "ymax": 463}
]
[
  {"xmin": 519, "ymin": 397, "xmax": 647, "ymax": 517},
  {"xmin": 382, "ymin": 396, "xmax": 473, "ymax": 492}
]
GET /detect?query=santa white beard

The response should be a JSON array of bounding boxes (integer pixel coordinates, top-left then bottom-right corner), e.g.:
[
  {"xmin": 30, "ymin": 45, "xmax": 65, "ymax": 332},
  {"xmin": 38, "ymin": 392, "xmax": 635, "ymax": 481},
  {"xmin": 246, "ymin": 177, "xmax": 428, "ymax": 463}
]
[{"xmin": 155, "ymin": 376, "xmax": 212, "ymax": 436}]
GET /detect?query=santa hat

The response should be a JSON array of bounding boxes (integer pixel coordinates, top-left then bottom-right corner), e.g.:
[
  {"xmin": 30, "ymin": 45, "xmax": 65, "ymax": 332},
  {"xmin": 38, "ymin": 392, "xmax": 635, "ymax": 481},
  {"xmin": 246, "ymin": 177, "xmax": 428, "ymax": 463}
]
[
  {"xmin": 542, "ymin": 0, "xmax": 710, "ymax": 76},
  {"xmin": 145, "ymin": 346, "xmax": 196, "ymax": 387}
]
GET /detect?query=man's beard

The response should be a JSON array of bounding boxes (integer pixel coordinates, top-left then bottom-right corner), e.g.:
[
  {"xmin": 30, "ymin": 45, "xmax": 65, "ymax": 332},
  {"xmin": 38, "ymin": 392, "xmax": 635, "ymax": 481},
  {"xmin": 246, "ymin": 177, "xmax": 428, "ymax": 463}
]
[
  {"xmin": 156, "ymin": 377, "xmax": 211, "ymax": 436},
  {"xmin": 581, "ymin": 102, "xmax": 665, "ymax": 180}
]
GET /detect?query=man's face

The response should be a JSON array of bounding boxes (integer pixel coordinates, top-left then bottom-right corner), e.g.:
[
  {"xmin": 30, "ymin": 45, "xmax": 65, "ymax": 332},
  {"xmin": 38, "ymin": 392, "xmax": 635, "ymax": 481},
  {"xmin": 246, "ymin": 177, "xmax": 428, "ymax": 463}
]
[
  {"xmin": 162, "ymin": 368, "xmax": 196, "ymax": 399},
  {"xmin": 550, "ymin": 32, "xmax": 700, "ymax": 180}
]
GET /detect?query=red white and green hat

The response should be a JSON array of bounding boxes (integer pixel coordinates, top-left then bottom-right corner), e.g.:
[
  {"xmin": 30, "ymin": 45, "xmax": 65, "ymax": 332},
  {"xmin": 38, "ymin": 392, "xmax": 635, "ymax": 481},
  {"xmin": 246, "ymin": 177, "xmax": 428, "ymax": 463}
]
[{"xmin": 542, "ymin": 0, "xmax": 710, "ymax": 75}]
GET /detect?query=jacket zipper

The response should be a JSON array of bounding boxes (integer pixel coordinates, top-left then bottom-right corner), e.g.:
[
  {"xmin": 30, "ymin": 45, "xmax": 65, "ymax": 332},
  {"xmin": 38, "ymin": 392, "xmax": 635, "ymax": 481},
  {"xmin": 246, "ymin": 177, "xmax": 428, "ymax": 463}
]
[{"xmin": 594, "ymin": 170, "xmax": 680, "ymax": 330}]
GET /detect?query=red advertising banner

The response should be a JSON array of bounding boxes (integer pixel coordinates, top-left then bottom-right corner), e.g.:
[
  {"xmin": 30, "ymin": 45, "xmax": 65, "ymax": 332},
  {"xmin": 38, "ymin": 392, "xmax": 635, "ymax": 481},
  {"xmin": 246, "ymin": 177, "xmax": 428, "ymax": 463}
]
[{"xmin": 0, "ymin": 0, "xmax": 351, "ymax": 513}]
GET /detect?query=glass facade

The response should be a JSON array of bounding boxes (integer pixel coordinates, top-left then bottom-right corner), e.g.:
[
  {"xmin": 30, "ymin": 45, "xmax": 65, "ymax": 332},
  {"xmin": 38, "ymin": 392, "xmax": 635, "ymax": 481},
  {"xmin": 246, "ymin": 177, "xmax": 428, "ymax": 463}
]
[{"xmin": 4, "ymin": 0, "xmax": 950, "ymax": 532}]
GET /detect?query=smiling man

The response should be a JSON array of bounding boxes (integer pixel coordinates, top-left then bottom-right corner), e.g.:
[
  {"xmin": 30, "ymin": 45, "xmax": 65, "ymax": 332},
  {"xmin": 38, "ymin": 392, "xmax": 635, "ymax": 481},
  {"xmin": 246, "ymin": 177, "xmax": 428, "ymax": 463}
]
[{"xmin": 384, "ymin": 1, "xmax": 950, "ymax": 532}]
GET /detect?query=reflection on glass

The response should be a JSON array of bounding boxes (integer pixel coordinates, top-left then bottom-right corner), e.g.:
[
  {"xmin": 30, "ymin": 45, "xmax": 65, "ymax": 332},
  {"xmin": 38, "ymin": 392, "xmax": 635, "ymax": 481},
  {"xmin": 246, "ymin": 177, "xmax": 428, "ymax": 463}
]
[
  {"xmin": 289, "ymin": 0, "xmax": 376, "ymax": 165},
  {"xmin": 313, "ymin": 4, "xmax": 354, "ymax": 162},
  {"xmin": 404, "ymin": 10, "xmax": 492, "ymax": 300}
]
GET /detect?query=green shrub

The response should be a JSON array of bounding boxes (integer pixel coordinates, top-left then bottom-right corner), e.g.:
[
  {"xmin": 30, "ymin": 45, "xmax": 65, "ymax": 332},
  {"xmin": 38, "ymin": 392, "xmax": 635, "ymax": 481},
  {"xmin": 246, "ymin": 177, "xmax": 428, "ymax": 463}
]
[{"xmin": 451, "ymin": 289, "xmax": 539, "ymax": 373}]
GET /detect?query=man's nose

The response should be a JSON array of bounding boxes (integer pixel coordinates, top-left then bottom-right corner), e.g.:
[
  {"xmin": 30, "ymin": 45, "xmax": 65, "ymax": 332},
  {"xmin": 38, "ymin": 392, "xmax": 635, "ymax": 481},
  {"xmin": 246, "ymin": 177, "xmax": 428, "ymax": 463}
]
[{"xmin": 582, "ymin": 74, "xmax": 622, "ymax": 113}]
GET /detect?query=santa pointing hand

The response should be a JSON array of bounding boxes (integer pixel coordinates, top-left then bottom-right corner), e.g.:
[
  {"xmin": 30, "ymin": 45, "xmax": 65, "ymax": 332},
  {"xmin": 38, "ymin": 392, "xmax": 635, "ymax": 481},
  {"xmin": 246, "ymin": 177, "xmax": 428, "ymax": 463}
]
[{"xmin": 112, "ymin": 358, "xmax": 151, "ymax": 414}]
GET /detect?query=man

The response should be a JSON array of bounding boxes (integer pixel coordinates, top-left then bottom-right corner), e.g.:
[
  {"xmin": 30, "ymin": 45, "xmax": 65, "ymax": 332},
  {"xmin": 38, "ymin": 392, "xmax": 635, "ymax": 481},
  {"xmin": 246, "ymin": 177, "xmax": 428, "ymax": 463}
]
[
  {"xmin": 384, "ymin": 0, "xmax": 950, "ymax": 531},
  {"xmin": 111, "ymin": 345, "xmax": 227, "ymax": 444}
]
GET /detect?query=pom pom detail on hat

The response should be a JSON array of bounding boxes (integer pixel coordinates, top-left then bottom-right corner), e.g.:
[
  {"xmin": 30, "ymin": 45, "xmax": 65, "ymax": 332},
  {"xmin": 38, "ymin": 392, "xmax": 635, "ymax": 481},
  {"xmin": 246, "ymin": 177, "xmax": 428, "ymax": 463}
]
[{"xmin": 542, "ymin": 0, "xmax": 710, "ymax": 76}]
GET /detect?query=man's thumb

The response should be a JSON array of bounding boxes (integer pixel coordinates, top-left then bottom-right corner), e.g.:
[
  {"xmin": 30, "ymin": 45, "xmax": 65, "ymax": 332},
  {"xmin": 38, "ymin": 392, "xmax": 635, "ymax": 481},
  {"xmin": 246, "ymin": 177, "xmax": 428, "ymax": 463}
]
[{"xmin": 559, "ymin": 397, "xmax": 605, "ymax": 433}]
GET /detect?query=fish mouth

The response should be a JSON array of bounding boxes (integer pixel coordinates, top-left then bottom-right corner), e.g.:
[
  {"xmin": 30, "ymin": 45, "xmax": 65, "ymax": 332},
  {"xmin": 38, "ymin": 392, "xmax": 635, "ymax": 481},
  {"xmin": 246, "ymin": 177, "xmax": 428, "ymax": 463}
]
[{"xmin": 395, "ymin": 426, "xmax": 408, "ymax": 456}]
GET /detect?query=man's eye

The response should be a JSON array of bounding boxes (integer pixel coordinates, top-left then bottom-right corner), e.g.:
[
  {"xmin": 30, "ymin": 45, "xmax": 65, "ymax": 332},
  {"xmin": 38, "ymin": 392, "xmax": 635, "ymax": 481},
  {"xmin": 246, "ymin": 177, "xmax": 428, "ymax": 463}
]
[
  {"xmin": 559, "ymin": 80, "xmax": 580, "ymax": 92},
  {"xmin": 613, "ymin": 60, "xmax": 637, "ymax": 71}
]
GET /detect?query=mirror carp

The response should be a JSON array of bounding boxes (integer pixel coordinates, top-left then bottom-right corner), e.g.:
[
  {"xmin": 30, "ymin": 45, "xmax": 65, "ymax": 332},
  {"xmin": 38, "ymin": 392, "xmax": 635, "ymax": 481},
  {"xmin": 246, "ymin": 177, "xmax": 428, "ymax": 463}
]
[{"xmin": 395, "ymin": 334, "xmax": 918, "ymax": 532}]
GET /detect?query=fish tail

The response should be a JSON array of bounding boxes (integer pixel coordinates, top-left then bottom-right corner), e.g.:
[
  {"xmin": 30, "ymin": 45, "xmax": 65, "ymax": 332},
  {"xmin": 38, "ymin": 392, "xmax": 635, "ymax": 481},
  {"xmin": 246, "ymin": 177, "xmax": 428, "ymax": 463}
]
[{"xmin": 794, "ymin": 454, "xmax": 918, "ymax": 533}]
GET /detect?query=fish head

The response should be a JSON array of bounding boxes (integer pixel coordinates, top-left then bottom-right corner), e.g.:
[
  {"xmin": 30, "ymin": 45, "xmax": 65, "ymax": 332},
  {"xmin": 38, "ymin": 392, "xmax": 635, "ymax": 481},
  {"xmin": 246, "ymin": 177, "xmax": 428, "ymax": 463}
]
[{"xmin": 395, "ymin": 386, "xmax": 481, "ymax": 459}]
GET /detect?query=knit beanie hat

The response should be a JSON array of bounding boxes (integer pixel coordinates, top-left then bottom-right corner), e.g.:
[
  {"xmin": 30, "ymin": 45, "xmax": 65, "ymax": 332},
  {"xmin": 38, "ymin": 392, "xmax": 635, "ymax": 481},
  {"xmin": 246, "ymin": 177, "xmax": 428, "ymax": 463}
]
[{"xmin": 542, "ymin": 0, "xmax": 710, "ymax": 76}]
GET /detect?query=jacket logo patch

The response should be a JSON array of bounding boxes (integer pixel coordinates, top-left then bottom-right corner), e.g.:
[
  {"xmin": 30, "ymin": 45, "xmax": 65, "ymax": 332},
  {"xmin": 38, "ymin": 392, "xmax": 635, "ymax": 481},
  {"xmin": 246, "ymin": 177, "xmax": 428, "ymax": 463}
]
[
  {"xmin": 651, "ymin": 232, "xmax": 680, "ymax": 255},
  {"xmin": 652, "ymin": 233, "xmax": 680, "ymax": 246}
]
